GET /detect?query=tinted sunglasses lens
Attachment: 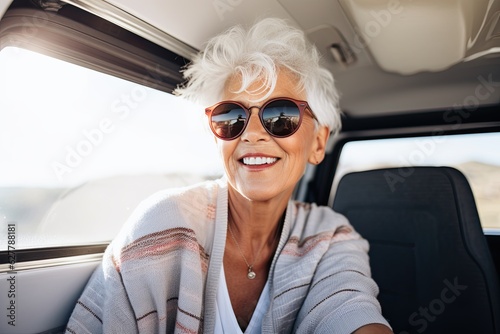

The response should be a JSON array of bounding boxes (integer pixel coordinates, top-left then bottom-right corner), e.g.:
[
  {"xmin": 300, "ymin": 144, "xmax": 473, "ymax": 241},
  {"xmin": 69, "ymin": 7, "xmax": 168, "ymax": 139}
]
[
  {"xmin": 211, "ymin": 103, "xmax": 247, "ymax": 139},
  {"xmin": 262, "ymin": 100, "xmax": 301, "ymax": 137}
]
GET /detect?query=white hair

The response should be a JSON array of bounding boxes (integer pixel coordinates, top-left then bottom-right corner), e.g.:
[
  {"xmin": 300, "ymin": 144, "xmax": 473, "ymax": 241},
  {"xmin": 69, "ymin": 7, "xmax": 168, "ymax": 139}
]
[{"xmin": 174, "ymin": 18, "xmax": 341, "ymax": 133}]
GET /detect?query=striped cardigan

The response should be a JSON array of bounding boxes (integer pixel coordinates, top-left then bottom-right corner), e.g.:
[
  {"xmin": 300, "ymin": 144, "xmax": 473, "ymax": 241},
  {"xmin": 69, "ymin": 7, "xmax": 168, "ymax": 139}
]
[{"xmin": 66, "ymin": 178, "xmax": 389, "ymax": 333}]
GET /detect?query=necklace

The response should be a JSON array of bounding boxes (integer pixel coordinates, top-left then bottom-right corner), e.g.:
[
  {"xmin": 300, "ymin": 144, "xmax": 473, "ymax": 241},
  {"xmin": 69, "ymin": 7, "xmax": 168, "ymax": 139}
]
[{"xmin": 228, "ymin": 223, "xmax": 266, "ymax": 280}]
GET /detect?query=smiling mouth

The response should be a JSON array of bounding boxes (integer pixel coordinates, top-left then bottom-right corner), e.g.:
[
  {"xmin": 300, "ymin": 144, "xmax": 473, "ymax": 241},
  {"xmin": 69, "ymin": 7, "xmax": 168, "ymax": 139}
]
[{"xmin": 241, "ymin": 157, "xmax": 278, "ymax": 165}]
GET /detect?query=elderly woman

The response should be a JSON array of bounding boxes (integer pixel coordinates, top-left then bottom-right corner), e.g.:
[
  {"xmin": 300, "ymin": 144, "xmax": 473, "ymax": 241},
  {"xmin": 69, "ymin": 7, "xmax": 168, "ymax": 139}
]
[{"xmin": 66, "ymin": 18, "xmax": 392, "ymax": 334}]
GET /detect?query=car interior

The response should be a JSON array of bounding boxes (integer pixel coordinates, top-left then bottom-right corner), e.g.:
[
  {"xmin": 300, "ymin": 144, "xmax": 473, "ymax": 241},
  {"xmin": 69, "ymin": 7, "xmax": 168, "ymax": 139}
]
[{"xmin": 0, "ymin": 0, "xmax": 499, "ymax": 333}]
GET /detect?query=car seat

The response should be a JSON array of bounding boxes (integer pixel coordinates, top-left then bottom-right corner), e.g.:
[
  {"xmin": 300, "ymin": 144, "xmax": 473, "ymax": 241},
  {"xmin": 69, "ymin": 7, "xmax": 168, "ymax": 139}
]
[{"xmin": 332, "ymin": 167, "xmax": 500, "ymax": 334}]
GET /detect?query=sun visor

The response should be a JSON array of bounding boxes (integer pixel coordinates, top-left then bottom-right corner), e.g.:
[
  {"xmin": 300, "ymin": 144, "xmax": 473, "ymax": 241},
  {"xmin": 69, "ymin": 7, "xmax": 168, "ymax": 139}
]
[{"xmin": 339, "ymin": 0, "xmax": 500, "ymax": 74}]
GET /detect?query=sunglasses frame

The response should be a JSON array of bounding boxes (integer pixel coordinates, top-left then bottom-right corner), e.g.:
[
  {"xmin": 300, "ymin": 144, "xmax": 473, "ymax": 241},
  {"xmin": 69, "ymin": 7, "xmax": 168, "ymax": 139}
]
[{"xmin": 205, "ymin": 97, "xmax": 316, "ymax": 141}]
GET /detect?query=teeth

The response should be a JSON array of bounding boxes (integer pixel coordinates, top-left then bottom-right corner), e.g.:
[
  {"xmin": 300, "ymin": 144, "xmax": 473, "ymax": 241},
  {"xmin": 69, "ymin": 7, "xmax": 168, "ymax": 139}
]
[{"xmin": 242, "ymin": 157, "xmax": 277, "ymax": 165}]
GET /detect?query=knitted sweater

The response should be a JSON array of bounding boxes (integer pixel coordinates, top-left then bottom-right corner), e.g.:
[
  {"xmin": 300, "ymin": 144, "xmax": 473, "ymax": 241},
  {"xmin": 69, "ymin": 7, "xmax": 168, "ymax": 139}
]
[{"xmin": 66, "ymin": 178, "xmax": 389, "ymax": 333}]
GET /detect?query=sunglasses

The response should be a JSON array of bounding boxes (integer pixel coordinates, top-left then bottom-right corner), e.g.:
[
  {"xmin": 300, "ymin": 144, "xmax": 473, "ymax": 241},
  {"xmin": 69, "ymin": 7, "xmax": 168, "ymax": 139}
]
[{"xmin": 205, "ymin": 97, "xmax": 316, "ymax": 140}]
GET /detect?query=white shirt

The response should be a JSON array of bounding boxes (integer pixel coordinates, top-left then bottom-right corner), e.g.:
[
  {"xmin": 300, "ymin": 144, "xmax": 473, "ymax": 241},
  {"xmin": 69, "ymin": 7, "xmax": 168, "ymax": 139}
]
[{"xmin": 214, "ymin": 264, "xmax": 270, "ymax": 333}]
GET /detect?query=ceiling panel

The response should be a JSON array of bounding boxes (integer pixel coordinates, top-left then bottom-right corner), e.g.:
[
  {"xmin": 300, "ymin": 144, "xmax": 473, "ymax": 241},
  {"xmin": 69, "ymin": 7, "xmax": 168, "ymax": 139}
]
[{"xmin": 104, "ymin": 0, "xmax": 295, "ymax": 50}]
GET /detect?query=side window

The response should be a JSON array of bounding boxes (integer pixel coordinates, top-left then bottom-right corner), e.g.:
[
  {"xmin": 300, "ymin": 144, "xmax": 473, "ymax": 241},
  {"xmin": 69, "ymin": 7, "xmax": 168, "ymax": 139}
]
[
  {"xmin": 333, "ymin": 132, "xmax": 500, "ymax": 231},
  {"xmin": 0, "ymin": 47, "xmax": 223, "ymax": 250}
]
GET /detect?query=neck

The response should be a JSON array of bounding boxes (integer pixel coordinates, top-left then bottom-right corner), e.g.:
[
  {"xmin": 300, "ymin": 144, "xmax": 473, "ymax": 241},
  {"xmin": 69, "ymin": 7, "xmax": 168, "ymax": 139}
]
[{"xmin": 227, "ymin": 185, "xmax": 288, "ymax": 245}]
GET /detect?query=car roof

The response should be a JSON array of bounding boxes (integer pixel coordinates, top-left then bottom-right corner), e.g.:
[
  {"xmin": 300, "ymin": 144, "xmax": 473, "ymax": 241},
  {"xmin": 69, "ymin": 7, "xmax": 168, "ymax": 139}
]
[{"xmin": 57, "ymin": 0, "xmax": 500, "ymax": 118}]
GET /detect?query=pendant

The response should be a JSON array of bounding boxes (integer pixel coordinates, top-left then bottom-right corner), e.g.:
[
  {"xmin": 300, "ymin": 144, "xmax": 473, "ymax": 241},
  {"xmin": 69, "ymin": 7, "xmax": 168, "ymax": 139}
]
[{"xmin": 247, "ymin": 267, "xmax": 256, "ymax": 279}]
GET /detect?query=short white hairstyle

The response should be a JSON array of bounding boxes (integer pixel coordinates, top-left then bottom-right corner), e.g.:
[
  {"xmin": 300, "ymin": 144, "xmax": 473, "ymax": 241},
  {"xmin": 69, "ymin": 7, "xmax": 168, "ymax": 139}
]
[{"xmin": 175, "ymin": 18, "xmax": 341, "ymax": 133}]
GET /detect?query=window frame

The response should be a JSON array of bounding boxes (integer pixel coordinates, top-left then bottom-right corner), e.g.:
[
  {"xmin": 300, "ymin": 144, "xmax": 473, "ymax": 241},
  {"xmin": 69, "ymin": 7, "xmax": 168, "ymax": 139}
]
[
  {"xmin": 0, "ymin": 4, "xmax": 190, "ymax": 94},
  {"xmin": 0, "ymin": 1, "xmax": 192, "ymax": 267}
]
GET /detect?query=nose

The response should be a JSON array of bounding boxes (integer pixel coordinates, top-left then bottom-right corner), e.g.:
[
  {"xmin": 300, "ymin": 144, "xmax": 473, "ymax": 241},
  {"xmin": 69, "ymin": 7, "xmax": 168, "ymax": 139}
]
[{"xmin": 240, "ymin": 108, "xmax": 270, "ymax": 142}]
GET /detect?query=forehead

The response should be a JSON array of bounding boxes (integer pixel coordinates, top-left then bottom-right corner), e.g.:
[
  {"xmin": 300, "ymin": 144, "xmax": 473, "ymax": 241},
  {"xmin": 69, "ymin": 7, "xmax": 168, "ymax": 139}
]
[{"xmin": 223, "ymin": 70, "xmax": 305, "ymax": 103}]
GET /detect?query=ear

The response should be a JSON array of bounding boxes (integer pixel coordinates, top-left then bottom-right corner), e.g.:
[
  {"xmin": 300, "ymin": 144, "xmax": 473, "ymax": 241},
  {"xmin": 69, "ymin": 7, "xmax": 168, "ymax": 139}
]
[{"xmin": 308, "ymin": 126, "xmax": 330, "ymax": 165}]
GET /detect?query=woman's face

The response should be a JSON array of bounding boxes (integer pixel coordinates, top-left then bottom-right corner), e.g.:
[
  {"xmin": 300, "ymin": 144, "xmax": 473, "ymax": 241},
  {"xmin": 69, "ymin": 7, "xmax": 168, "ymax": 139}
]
[{"xmin": 216, "ymin": 70, "xmax": 330, "ymax": 203}]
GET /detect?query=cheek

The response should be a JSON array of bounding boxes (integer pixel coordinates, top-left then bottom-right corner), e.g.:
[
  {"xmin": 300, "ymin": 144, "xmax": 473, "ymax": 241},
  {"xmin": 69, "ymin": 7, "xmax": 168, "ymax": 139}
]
[
  {"xmin": 217, "ymin": 140, "xmax": 237, "ymax": 166},
  {"xmin": 288, "ymin": 132, "xmax": 315, "ymax": 159}
]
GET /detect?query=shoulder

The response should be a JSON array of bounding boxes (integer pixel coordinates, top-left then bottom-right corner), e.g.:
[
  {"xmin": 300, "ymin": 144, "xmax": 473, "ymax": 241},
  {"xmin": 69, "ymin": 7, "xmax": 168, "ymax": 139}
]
[
  {"xmin": 291, "ymin": 201, "xmax": 353, "ymax": 237},
  {"xmin": 111, "ymin": 178, "xmax": 226, "ymax": 250},
  {"xmin": 279, "ymin": 201, "xmax": 365, "ymax": 261}
]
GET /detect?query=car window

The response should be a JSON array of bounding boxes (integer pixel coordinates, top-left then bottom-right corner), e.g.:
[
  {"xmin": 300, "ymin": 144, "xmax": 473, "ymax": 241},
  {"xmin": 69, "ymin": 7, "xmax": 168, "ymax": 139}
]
[
  {"xmin": 332, "ymin": 132, "xmax": 500, "ymax": 231},
  {"xmin": 0, "ymin": 46, "xmax": 223, "ymax": 250}
]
